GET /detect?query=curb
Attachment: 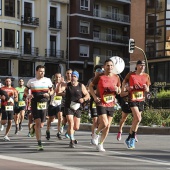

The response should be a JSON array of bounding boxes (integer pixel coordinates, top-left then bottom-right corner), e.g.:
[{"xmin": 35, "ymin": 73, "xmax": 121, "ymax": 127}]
[{"xmin": 79, "ymin": 123, "xmax": 170, "ymax": 135}]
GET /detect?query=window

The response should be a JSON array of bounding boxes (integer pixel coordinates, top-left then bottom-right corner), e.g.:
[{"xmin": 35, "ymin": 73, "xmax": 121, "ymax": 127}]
[
  {"xmin": 0, "ymin": 0, "xmax": 2, "ymax": 15},
  {"xmin": 79, "ymin": 45, "xmax": 89, "ymax": 57},
  {"xmin": 45, "ymin": 63, "xmax": 60, "ymax": 78},
  {"xmin": 80, "ymin": 0, "xmax": 89, "ymax": 11},
  {"xmin": 19, "ymin": 61, "xmax": 34, "ymax": 77},
  {"xmin": 4, "ymin": 29, "xmax": 15, "ymax": 47},
  {"xmin": 17, "ymin": 30, "xmax": 19, "ymax": 49},
  {"xmin": 0, "ymin": 28, "xmax": 2, "ymax": 47},
  {"xmin": 17, "ymin": 0, "xmax": 20, "ymax": 19},
  {"xmin": 80, "ymin": 21, "xmax": 90, "ymax": 34},
  {"xmin": 5, "ymin": 0, "xmax": 15, "ymax": 17},
  {"xmin": 0, "ymin": 59, "xmax": 10, "ymax": 76}
]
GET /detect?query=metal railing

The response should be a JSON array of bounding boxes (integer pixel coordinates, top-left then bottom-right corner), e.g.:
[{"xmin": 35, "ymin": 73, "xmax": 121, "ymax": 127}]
[
  {"xmin": 20, "ymin": 46, "xmax": 39, "ymax": 56},
  {"xmin": 21, "ymin": 15, "xmax": 39, "ymax": 26},
  {"xmin": 93, "ymin": 32, "xmax": 129, "ymax": 43},
  {"xmin": 93, "ymin": 9, "xmax": 130, "ymax": 23},
  {"xmin": 49, "ymin": 20, "xmax": 62, "ymax": 29},
  {"xmin": 45, "ymin": 49, "xmax": 64, "ymax": 58}
]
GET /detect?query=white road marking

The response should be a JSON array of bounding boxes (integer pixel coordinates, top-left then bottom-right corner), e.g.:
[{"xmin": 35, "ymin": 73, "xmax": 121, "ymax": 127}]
[{"xmin": 0, "ymin": 155, "xmax": 85, "ymax": 170}]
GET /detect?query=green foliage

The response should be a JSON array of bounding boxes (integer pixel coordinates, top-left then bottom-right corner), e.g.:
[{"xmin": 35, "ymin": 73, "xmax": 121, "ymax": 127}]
[
  {"xmin": 81, "ymin": 109, "xmax": 170, "ymax": 127},
  {"xmin": 157, "ymin": 89, "xmax": 170, "ymax": 98}
]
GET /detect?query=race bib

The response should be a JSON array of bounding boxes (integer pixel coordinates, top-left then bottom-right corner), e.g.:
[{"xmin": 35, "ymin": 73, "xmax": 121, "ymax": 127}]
[
  {"xmin": 92, "ymin": 101, "xmax": 96, "ymax": 108},
  {"xmin": 18, "ymin": 101, "xmax": 26, "ymax": 107},
  {"xmin": 37, "ymin": 102, "xmax": 47, "ymax": 110},
  {"xmin": 54, "ymin": 96, "xmax": 62, "ymax": 101},
  {"xmin": 103, "ymin": 94, "xmax": 114, "ymax": 103},
  {"xmin": 5, "ymin": 106, "xmax": 13, "ymax": 111},
  {"xmin": 131, "ymin": 91, "xmax": 144, "ymax": 100}
]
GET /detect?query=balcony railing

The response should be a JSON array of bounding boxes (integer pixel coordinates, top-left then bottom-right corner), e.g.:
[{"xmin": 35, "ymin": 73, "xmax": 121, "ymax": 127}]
[
  {"xmin": 20, "ymin": 46, "xmax": 39, "ymax": 56},
  {"xmin": 45, "ymin": 49, "xmax": 64, "ymax": 59},
  {"xmin": 93, "ymin": 9, "xmax": 130, "ymax": 23},
  {"xmin": 21, "ymin": 15, "xmax": 39, "ymax": 26},
  {"xmin": 93, "ymin": 32, "xmax": 129, "ymax": 43},
  {"xmin": 49, "ymin": 20, "xmax": 62, "ymax": 29}
]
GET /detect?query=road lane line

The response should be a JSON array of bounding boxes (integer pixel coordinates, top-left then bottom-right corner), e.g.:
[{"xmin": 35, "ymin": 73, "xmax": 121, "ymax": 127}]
[{"xmin": 0, "ymin": 155, "xmax": 85, "ymax": 170}]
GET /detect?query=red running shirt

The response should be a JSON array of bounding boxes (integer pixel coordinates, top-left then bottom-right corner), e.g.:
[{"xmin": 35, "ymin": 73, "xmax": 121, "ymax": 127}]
[
  {"xmin": 125, "ymin": 72, "xmax": 151, "ymax": 102},
  {"xmin": 93, "ymin": 73, "xmax": 121, "ymax": 107}
]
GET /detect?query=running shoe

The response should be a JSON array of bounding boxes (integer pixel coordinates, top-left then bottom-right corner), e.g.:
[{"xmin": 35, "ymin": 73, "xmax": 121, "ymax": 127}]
[
  {"xmin": 30, "ymin": 124, "xmax": 35, "ymax": 137},
  {"xmin": 37, "ymin": 145, "xmax": 44, "ymax": 151},
  {"xmin": 15, "ymin": 128, "xmax": 18, "ymax": 135},
  {"xmin": 74, "ymin": 139, "xmax": 78, "ymax": 144},
  {"xmin": 125, "ymin": 138, "xmax": 131, "ymax": 149},
  {"xmin": 27, "ymin": 132, "xmax": 31, "ymax": 137},
  {"xmin": 0, "ymin": 125, "xmax": 4, "ymax": 131},
  {"xmin": 56, "ymin": 132, "xmax": 62, "ymax": 140},
  {"xmin": 65, "ymin": 132, "xmax": 69, "ymax": 138},
  {"xmin": 96, "ymin": 143, "xmax": 105, "ymax": 152},
  {"xmin": 129, "ymin": 138, "xmax": 135, "ymax": 149},
  {"xmin": 117, "ymin": 132, "xmax": 122, "ymax": 141},
  {"xmin": 135, "ymin": 134, "xmax": 138, "ymax": 142},
  {"xmin": 46, "ymin": 130, "xmax": 50, "ymax": 140},
  {"xmin": 3, "ymin": 135, "xmax": 10, "ymax": 141},
  {"xmin": 69, "ymin": 141, "xmax": 75, "ymax": 148},
  {"xmin": 91, "ymin": 131, "xmax": 99, "ymax": 145}
]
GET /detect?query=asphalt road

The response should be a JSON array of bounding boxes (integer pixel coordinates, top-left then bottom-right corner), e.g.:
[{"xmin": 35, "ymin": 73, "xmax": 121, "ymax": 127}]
[{"xmin": 0, "ymin": 122, "xmax": 170, "ymax": 170}]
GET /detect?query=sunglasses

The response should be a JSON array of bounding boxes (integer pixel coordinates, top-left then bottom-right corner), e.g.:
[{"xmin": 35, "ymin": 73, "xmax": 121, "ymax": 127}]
[{"xmin": 95, "ymin": 68, "xmax": 103, "ymax": 73}]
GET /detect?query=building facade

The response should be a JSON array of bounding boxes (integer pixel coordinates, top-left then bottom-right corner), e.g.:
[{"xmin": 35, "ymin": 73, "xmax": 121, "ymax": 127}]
[
  {"xmin": 0, "ymin": 0, "xmax": 68, "ymax": 86},
  {"xmin": 68, "ymin": 0, "xmax": 131, "ymax": 84}
]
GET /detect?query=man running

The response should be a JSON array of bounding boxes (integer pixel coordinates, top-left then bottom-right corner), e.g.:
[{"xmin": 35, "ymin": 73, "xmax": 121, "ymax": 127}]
[
  {"xmin": 46, "ymin": 72, "xmax": 63, "ymax": 140},
  {"xmin": 123, "ymin": 60, "xmax": 151, "ymax": 149},
  {"xmin": 24, "ymin": 65, "xmax": 53, "ymax": 151},
  {"xmin": 14, "ymin": 78, "xmax": 26, "ymax": 134},
  {"xmin": 65, "ymin": 70, "xmax": 90, "ymax": 148},
  {"xmin": 57, "ymin": 68, "xmax": 72, "ymax": 139},
  {"xmin": 86, "ymin": 65, "xmax": 103, "ymax": 144},
  {"xmin": 1, "ymin": 77, "xmax": 18, "ymax": 141},
  {"xmin": 89, "ymin": 59, "xmax": 121, "ymax": 152}
]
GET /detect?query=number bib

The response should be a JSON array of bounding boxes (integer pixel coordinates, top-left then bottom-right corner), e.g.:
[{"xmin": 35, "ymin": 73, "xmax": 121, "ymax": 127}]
[
  {"xmin": 131, "ymin": 91, "xmax": 144, "ymax": 101},
  {"xmin": 37, "ymin": 102, "xmax": 47, "ymax": 110},
  {"xmin": 5, "ymin": 106, "xmax": 13, "ymax": 111},
  {"xmin": 54, "ymin": 96, "xmax": 62, "ymax": 102},
  {"xmin": 18, "ymin": 101, "xmax": 26, "ymax": 107},
  {"xmin": 103, "ymin": 94, "xmax": 114, "ymax": 103},
  {"xmin": 92, "ymin": 101, "xmax": 96, "ymax": 108}
]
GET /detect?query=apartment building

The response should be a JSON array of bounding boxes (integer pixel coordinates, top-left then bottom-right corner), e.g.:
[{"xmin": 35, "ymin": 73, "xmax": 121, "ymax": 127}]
[
  {"xmin": 68, "ymin": 0, "xmax": 131, "ymax": 84},
  {"xmin": 0, "ymin": 0, "xmax": 68, "ymax": 86}
]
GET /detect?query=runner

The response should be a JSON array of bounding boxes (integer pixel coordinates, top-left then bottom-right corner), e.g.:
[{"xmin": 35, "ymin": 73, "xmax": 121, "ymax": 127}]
[
  {"xmin": 86, "ymin": 65, "xmax": 103, "ymax": 144},
  {"xmin": 24, "ymin": 65, "xmax": 53, "ymax": 151},
  {"xmin": 65, "ymin": 70, "xmax": 90, "ymax": 148},
  {"xmin": 14, "ymin": 78, "xmax": 26, "ymax": 134},
  {"xmin": 57, "ymin": 68, "xmax": 72, "ymax": 139},
  {"xmin": 46, "ymin": 72, "xmax": 63, "ymax": 140},
  {"xmin": 89, "ymin": 59, "xmax": 121, "ymax": 152},
  {"xmin": 0, "ymin": 80, "xmax": 4, "ymax": 131},
  {"xmin": 1, "ymin": 77, "xmax": 18, "ymax": 141},
  {"xmin": 123, "ymin": 60, "xmax": 151, "ymax": 149}
]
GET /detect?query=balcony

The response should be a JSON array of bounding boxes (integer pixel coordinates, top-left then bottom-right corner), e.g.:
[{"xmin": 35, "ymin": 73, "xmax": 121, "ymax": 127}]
[
  {"xmin": 146, "ymin": 28, "xmax": 162, "ymax": 37},
  {"xmin": 93, "ymin": 32, "xmax": 129, "ymax": 44},
  {"xmin": 45, "ymin": 49, "xmax": 64, "ymax": 59},
  {"xmin": 20, "ymin": 46, "xmax": 39, "ymax": 56},
  {"xmin": 49, "ymin": 20, "xmax": 62, "ymax": 30},
  {"xmin": 21, "ymin": 16, "xmax": 39, "ymax": 27},
  {"xmin": 93, "ymin": 9, "xmax": 130, "ymax": 23}
]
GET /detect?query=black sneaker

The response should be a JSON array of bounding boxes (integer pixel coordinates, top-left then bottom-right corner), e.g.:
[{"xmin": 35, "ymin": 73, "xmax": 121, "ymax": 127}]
[
  {"xmin": 74, "ymin": 139, "xmax": 78, "ymax": 144},
  {"xmin": 69, "ymin": 141, "xmax": 75, "ymax": 148},
  {"xmin": 46, "ymin": 130, "xmax": 50, "ymax": 140},
  {"xmin": 56, "ymin": 132, "xmax": 62, "ymax": 140},
  {"xmin": 15, "ymin": 128, "xmax": 18, "ymax": 135},
  {"xmin": 19, "ymin": 124, "xmax": 23, "ymax": 131}
]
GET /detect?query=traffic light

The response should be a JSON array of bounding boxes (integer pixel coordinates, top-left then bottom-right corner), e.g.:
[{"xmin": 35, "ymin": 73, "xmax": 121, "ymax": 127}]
[{"xmin": 129, "ymin": 38, "xmax": 135, "ymax": 53}]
